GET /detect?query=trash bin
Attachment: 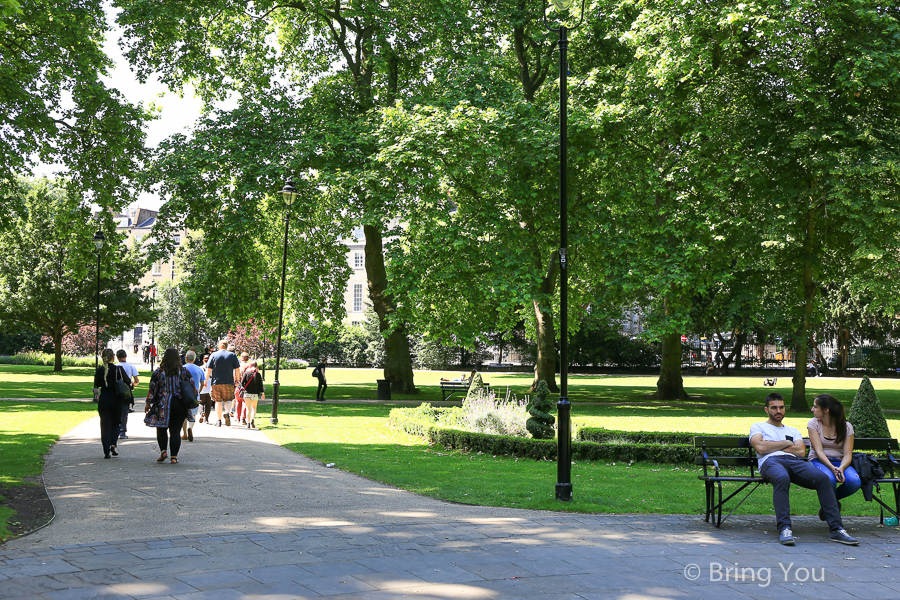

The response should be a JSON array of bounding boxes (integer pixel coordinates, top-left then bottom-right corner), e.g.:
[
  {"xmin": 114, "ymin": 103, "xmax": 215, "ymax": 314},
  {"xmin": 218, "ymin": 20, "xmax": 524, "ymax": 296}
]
[{"xmin": 376, "ymin": 379, "xmax": 391, "ymax": 401}]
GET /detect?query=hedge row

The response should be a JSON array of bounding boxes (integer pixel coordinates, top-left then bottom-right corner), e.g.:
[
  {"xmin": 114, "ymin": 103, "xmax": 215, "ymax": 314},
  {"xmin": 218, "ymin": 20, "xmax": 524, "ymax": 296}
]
[
  {"xmin": 577, "ymin": 427, "xmax": 716, "ymax": 445},
  {"xmin": 389, "ymin": 408, "xmax": 744, "ymax": 463}
]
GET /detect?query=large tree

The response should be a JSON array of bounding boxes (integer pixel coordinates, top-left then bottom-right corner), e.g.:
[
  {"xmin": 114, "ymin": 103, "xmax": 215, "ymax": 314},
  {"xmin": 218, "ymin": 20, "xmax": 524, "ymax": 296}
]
[
  {"xmin": 0, "ymin": 0, "xmax": 150, "ymax": 207},
  {"xmin": 0, "ymin": 178, "xmax": 154, "ymax": 370},
  {"xmin": 113, "ymin": 0, "xmax": 475, "ymax": 393}
]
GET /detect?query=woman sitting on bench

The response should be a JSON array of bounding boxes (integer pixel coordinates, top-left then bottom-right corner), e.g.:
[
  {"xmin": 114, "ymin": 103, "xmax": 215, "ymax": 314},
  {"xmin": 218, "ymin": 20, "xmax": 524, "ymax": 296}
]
[{"xmin": 808, "ymin": 394, "xmax": 861, "ymax": 510}]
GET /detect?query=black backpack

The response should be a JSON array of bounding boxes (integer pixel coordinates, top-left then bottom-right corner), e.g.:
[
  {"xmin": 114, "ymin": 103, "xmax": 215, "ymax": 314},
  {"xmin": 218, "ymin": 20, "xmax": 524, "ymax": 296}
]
[
  {"xmin": 312, "ymin": 367, "xmax": 320, "ymax": 378},
  {"xmin": 851, "ymin": 452, "xmax": 885, "ymax": 501}
]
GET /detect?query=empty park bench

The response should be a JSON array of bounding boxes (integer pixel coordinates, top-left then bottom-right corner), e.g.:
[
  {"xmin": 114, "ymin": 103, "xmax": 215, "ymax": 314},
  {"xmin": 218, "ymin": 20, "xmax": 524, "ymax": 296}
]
[
  {"xmin": 694, "ymin": 436, "xmax": 900, "ymax": 527},
  {"xmin": 439, "ymin": 380, "xmax": 490, "ymax": 401}
]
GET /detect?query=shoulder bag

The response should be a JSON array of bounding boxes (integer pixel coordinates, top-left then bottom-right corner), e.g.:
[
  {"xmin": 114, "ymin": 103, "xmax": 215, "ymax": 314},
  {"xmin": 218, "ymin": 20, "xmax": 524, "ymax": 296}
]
[
  {"xmin": 115, "ymin": 366, "xmax": 133, "ymax": 402},
  {"xmin": 180, "ymin": 369, "xmax": 200, "ymax": 409}
]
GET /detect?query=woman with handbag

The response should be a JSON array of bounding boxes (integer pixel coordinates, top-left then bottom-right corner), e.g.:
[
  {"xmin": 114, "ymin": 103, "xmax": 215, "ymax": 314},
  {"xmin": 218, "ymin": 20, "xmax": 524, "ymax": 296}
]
[
  {"xmin": 93, "ymin": 348, "xmax": 127, "ymax": 459},
  {"xmin": 144, "ymin": 347, "xmax": 196, "ymax": 464}
]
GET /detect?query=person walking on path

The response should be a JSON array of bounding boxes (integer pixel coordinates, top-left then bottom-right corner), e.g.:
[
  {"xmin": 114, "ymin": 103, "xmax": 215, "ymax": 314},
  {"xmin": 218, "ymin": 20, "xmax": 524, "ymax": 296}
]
[
  {"xmin": 749, "ymin": 392, "xmax": 858, "ymax": 546},
  {"xmin": 181, "ymin": 350, "xmax": 206, "ymax": 442},
  {"xmin": 145, "ymin": 348, "xmax": 196, "ymax": 464},
  {"xmin": 314, "ymin": 357, "xmax": 327, "ymax": 401},
  {"xmin": 93, "ymin": 348, "xmax": 126, "ymax": 459},
  {"xmin": 239, "ymin": 360, "xmax": 264, "ymax": 429},
  {"xmin": 116, "ymin": 349, "xmax": 139, "ymax": 440},
  {"xmin": 206, "ymin": 340, "xmax": 241, "ymax": 427},
  {"xmin": 142, "ymin": 343, "xmax": 150, "ymax": 363},
  {"xmin": 808, "ymin": 394, "xmax": 861, "ymax": 513},
  {"xmin": 198, "ymin": 353, "xmax": 213, "ymax": 424},
  {"xmin": 235, "ymin": 351, "xmax": 250, "ymax": 424}
]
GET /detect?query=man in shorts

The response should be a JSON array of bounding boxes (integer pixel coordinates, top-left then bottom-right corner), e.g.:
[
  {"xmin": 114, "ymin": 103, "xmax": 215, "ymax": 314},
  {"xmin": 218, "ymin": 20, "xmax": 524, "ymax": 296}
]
[{"xmin": 206, "ymin": 340, "xmax": 241, "ymax": 427}]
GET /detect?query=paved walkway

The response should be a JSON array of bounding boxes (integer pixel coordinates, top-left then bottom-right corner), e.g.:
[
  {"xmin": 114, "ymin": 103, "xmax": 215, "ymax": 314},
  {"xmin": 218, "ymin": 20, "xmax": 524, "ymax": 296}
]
[{"xmin": 2, "ymin": 407, "xmax": 900, "ymax": 599}]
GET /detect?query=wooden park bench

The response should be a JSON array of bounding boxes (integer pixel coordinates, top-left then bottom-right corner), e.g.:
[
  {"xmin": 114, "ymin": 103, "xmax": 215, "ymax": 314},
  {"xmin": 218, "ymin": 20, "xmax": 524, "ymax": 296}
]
[
  {"xmin": 694, "ymin": 436, "xmax": 900, "ymax": 527},
  {"xmin": 439, "ymin": 380, "xmax": 490, "ymax": 401}
]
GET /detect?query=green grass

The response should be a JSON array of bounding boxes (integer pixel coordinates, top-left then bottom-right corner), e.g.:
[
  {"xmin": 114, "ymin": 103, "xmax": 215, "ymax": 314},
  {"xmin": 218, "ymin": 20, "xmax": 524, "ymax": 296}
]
[
  {"xmin": 3, "ymin": 364, "xmax": 900, "ymax": 409},
  {"xmin": 258, "ymin": 402, "xmax": 900, "ymax": 519},
  {"xmin": 0, "ymin": 401, "xmax": 96, "ymax": 541}
]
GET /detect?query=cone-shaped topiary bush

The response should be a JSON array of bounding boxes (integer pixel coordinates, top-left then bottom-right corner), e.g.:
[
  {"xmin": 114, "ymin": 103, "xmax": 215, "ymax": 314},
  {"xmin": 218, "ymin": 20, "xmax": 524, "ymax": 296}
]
[
  {"xmin": 848, "ymin": 376, "xmax": 892, "ymax": 438},
  {"xmin": 465, "ymin": 373, "xmax": 486, "ymax": 401},
  {"xmin": 526, "ymin": 379, "xmax": 555, "ymax": 439}
]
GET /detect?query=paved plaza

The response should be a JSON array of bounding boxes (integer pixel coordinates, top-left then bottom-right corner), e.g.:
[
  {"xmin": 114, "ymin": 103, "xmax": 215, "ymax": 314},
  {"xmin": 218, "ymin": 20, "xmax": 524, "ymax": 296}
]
[{"xmin": 2, "ymin": 402, "xmax": 900, "ymax": 599}]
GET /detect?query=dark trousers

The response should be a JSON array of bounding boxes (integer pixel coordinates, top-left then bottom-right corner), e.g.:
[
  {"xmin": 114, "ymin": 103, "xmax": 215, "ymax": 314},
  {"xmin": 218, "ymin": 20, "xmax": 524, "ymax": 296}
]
[
  {"xmin": 760, "ymin": 454, "xmax": 844, "ymax": 532},
  {"xmin": 98, "ymin": 405, "xmax": 122, "ymax": 456},
  {"xmin": 316, "ymin": 378, "xmax": 327, "ymax": 399},
  {"xmin": 157, "ymin": 403, "xmax": 188, "ymax": 458},
  {"xmin": 200, "ymin": 393, "xmax": 212, "ymax": 422},
  {"xmin": 119, "ymin": 402, "xmax": 131, "ymax": 437}
]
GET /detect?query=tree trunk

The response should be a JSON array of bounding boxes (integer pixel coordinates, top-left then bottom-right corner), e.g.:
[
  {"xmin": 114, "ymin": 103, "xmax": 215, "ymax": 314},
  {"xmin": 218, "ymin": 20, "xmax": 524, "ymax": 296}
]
[
  {"xmin": 790, "ymin": 204, "xmax": 817, "ymax": 412},
  {"xmin": 655, "ymin": 330, "xmax": 687, "ymax": 400},
  {"xmin": 531, "ymin": 251, "xmax": 560, "ymax": 393},
  {"xmin": 53, "ymin": 330, "xmax": 63, "ymax": 372},
  {"xmin": 363, "ymin": 224, "xmax": 416, "ymax": 393},
  {"xmin": 732, "ymin": 331, "xmax": 747, "ymax": 370},
  {"xmin": 791, "ymin": 343, "xmax": 809, "ymax": 412}
]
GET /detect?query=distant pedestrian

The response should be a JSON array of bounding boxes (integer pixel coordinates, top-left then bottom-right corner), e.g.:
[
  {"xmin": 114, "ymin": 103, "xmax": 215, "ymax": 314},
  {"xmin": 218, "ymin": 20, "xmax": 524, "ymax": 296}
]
[
  {"xmin": 116, "ymin": 349, "xmax": 139, "ymax": 440},
  {"xmin": 239, "ymin": 360, "xmax": 264, "ymax": 429},
  {"xmin": 314, "ymin": 357, "xmax": 327, "ymax": 401},
  {"xmin": 235, "ymin": 352, "xmax": 251, "ymax": 424},
  {"xmin": 181, "ymin": 350, "xmax": 206, "ymax": 442},
  {"xmin": 144, "ymin": 348, "xmax": 195, "ymax": 464},
  {"xmin": 142, "ymin": 343, "xmax": 150, "ymax": 363},
  {"xmin": 206, "ymin": 340, "xmax": 241, "ymax": 427},
  {"xmin": 199, "ymin": 354, "xmax": 213, "ymax": 424},
  {"xmin": 133, "ymin": 341, "xmax": 139, "ymax": 355},
  {"xmin": 93, "ymin": 348, "xmax": 125, "ymax": 459},
  {"xmin": 150, "ymin": 344, "xmax": 158, "ymax": 365}
]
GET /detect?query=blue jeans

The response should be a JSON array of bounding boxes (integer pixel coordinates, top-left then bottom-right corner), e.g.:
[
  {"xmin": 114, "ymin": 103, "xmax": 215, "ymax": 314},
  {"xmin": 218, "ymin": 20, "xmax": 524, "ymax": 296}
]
[{"xmin": 810, "ymin": 458, "xmax": 861, "ymax": 500}]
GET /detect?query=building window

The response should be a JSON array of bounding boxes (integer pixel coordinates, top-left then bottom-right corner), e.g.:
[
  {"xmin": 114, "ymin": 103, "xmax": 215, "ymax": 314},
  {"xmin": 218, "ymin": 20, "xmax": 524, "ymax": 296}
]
[
  {"xmin": 174, "ymin": 234, "xmax": 181, "ymax": 244},
  {"xmin": 351, "ymin": 321, "xmax": 361, "ymax": 327},
  {"xmin": 353, "ymin": 284, "xmax": 364, "ymax": 312},
  {"xmin": 354, "ymin": 251, "xmax": 364, "ymax": 268},
  {"xmin": 152, "ymin": 262, "xmax": 162, "ymax": 275}
]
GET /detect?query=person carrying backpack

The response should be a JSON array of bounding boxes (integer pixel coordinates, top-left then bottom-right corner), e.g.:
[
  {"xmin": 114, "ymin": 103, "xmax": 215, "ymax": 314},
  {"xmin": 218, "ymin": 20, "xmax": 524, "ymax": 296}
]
[
  {"xmin": 239, "ymin": 360, "xmax": 265, "ymax": 428},
  {"xmin": 313, "ymin": 357, "xmax": 327, "ymax": 401}
]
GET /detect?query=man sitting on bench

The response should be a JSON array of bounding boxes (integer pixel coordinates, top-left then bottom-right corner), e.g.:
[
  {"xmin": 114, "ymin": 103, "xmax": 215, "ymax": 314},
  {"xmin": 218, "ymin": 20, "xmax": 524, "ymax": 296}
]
[{"xmin": 749, "ymin": 392, "xmax": 858, "ymax": 546}]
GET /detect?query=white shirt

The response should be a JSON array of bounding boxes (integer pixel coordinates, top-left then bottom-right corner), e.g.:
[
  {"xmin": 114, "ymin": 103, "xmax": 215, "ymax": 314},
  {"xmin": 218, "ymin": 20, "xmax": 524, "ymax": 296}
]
[
  {"xmin": 117, "ymin": 361, "xmax": 139, "ymax": 383},
  {"xmin": 749, "ymin": 421, "xmax": 804, "ymax": 468}
]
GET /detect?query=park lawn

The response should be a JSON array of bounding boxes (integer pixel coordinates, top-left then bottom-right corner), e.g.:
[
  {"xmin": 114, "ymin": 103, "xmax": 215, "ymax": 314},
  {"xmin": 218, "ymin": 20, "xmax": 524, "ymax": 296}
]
[
  {"xmin": 0, "ymin": 401, "xmax": 96, "ymax": 541},
  {"xmin": 259, "ymin": 403, "xmax": 900, "ymax": 520},
  {"xmin": 2, "ymin": 364, "xmax": 899, "ymax": 409}
]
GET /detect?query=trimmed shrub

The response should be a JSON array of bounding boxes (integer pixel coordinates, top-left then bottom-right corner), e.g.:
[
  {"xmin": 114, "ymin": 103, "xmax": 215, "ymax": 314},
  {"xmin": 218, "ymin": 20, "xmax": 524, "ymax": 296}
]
[
  {"xmin": 526, "ymin": 380, "xmax": 555, "ymax": 439},
  {"xmin": 257, "ymin": 357, "xmax": 308, "ymax": 370},
  {"xmin": 465, "ymin": 373, "xmax": 486, "ymax": 401},
  {"xmin": 577, "ymin": 428, "xmax": 707, "ymax": 445},
  {"xmin": 848, "ymin": 376, "xmax": 892, "ymax": 438},
  {"xmin": 0, "ymin": 352, "xmax": 96, "ymax": 367},
  {"xmin": 389, "ymin": 406, "xmax": 718, "ymax": 463}
]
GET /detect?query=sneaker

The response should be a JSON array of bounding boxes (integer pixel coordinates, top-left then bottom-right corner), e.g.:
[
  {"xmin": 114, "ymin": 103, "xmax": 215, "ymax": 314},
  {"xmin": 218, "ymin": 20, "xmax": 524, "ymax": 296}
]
[
  {"xmin": 224, "ymin": 414, "xmax": 231, "ymax": 427},
  {"xmin": 779, "ymin": 528, "xmax": 795, "ymax": 546},
  {"xmin": 188, "ymin": 429, "xmax": 193, "ymax": 442},
  {"xmin": 241, "ymin": 419, "xmax": 247, "ymax": 425},
  {"xmin": 199, "ymin": 415, "xmax": 204, "ymax": 424},
  {"xmin": 250, "ymin": 419, "xmax": 255, "ymax": 429},
  {"xmin": 110, "ymin": 446, "xmax": 118, "ymax": 457},
  {"xmin": 216, "ymin": 420, "xmax": 222, "ymax": 427},
  {"xmin": 119, "ymin": 434, "xmax": 128, "ymax": 439},
  {"xmin": 830, "ymin": 529, "xmax": 859, "ymax": 545}
]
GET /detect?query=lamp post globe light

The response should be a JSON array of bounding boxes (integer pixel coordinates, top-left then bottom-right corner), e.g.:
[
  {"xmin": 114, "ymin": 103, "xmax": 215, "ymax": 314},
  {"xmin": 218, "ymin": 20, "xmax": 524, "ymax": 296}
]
[
  {"xmin": 540, "ymin": 0, "xmax": 587, "ymax": 502},
  {"xmin": 271, "ymin": 178, "xmax": 298, "ymax": 425},
  {"xmin": 92, "ymin": 228, "xmax": 105, "ymax": 370}
]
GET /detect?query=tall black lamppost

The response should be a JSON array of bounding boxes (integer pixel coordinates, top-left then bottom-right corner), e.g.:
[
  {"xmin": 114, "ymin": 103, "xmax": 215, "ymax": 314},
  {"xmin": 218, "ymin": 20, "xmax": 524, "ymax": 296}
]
[
  {"xmin": 92, "ymin": 229, "xmax": 105, "ymax": 369},
  {"xmin": 271, "ymin": 178, "xmax": 298, "ymax": 425},
  {"xmin": 541, "ymin": 0, "xmax": 587, "ymax": 502},
  {"xmin": 262, "ymin": 274, "xmax": 269, "ymax": 384}
]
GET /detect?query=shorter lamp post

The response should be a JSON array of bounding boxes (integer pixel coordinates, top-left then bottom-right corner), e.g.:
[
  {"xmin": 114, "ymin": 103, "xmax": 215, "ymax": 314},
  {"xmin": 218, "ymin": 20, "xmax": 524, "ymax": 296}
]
[
  {"xmin": 93, "ymin": 229, "xmax": 105, "ymax": 369},
  {"xmin": 150, "ymin": 289, "xmax": 157, "ymax": 372},
  {"xmin": 271, "ymin": 178, "xmax": 298, "ymax": 425}
]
